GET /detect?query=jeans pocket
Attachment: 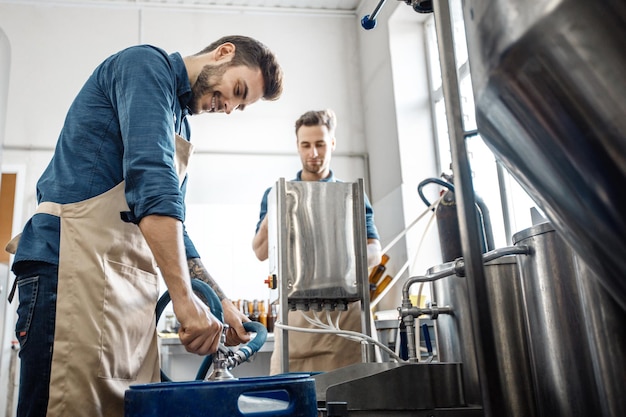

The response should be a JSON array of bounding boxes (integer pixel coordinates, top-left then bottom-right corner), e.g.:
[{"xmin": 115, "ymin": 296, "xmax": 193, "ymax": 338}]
[
  {"xmin": 98, "ymin": 259, "xmax": 159, "ymax": 380},
  {"xmin": 15, "ymin": 275, "xmax": 40, "ymax": 349}
]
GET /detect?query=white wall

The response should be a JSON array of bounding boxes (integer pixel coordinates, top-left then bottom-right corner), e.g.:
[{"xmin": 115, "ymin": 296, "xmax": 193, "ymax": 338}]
[
  {"xmin": 0, "ymin": 1, "xmax": 376, "ymax": 302},
  {"xmin": 0, "ymin": 26, "xmax": 17, "ymax": 417},
  {"xmin": 0, "ymin": 0, "xmax": 439, "ymax": 317},
  {"xmin": 355, "ymin": 2, "xmax": 442, "ymax": 311},
  {"xmin": 0, "ymin": 165, "xmax": 25, "ymax": 417},
  {"xmin": 0, "ymin": 2, "xmax": 444, "ymax": 413},
  {"xmin": 0, "ymin": 26, "xmax": 7, "ymax": 165}
]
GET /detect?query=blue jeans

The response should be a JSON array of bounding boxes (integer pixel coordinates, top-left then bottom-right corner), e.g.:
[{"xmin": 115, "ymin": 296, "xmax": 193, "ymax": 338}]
[{"xmin": 13, "ymin": 262, "xmax": 58, "ymax": 417}]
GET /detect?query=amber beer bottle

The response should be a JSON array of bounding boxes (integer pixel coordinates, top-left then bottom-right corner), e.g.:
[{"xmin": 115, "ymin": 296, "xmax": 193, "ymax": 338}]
[
  {"xmin": 258, "ymin": 300, "xmax": 268, "ymax": 329},
  {"xmin": 371, "ymin": 274, "xmax": 393, "ymax": 300},
  {"xmin": 267, "ymin": 303, "xmax": 277, "ymax": 333},
  {"xmin": 368, "ymin": 254, "xmax": 389, "ymax": 299}
]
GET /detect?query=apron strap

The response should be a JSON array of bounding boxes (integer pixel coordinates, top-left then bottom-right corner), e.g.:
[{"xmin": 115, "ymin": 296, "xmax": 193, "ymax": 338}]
[
  {"xmin": 5, "ymin": 233, "xmax": 21, "ymax": 255},
  {"xmin": 36, "ymin": 201, "xmax": 63, "ymax": 216},
  {"xmin": 5, "ymin": 201, "xmax": 64, "ymax": 303},
  {"xmin": 8, "ymin": 278, "xmax": 17, "ymax": 303}
]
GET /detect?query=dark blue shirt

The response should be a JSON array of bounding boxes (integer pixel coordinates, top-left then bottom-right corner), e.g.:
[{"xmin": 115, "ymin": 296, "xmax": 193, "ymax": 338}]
[
  {"xmin": 13, "ymin": 45, "xmax": 200, "ymax": 269},
  {"xmin": 254, "ymin": 170, "xmax": 380, "ymax": 240}
]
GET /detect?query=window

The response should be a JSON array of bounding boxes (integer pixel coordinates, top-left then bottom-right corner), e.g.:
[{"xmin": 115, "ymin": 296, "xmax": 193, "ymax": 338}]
[{"xmin": 424, "ymin": 0, "xmax": 537, "ymax": 246}]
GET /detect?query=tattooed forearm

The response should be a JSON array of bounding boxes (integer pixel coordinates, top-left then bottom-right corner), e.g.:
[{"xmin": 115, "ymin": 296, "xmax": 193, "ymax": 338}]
[{"xmin": 187, "ymin": 258, "xmax": 227, "ymax": 301}]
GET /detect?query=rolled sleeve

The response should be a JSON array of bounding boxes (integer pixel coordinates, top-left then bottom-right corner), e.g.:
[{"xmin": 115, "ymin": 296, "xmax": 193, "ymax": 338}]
[
  {"xmin": 364, "ymin": 194, "xmax": 380, "ymax": 241},
  {"xmin": 109, "ymin": 46, "xmax": 184, "ymax": 223},
  {"xmin": 255, "ymin": 187, "xmax": 273, "ymax": 233}
]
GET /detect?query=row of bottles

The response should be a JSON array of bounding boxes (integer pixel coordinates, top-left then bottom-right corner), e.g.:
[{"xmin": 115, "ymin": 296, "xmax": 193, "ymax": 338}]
[{"xmin": 233, "ymin": 299, "xmax": 278, "ymax": 333}]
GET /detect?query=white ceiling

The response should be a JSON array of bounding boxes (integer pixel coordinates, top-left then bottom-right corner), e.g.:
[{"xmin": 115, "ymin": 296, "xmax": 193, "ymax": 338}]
[
  {"xmin": 31, "ymin": 0, "xmax": 367, "ymax": 13},
  {"xmin": 165, "ymin": 0, "xmax": 362, "ymax": 11}
]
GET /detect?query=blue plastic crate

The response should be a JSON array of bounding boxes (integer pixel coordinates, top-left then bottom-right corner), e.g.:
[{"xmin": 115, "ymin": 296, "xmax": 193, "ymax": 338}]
[{"xmin": 125, "ymin": 374, "xmax": 317, "ymax": 417}]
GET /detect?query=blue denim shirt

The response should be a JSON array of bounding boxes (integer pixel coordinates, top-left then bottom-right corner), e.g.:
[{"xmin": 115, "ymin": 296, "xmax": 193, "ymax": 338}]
[
  {"xmin": 254, "ymin": 170, "xmax": 380, "ymax": 240},
  {"xmin": 13, "ymin": 45, "xmax": 200, "ymax": 269}
]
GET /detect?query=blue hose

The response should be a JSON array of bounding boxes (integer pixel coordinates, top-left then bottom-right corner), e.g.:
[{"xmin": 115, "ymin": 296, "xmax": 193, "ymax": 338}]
[
  {"xmin": 242, "ymin": 321, "xmax": 268, "ymax": 353},
  {"xmin": 421, "ymin": 323, "xmax": 433, "ymax": 356},
  {"xmin": 155, "ymin": 279, "xmax": 267, "ymax": 381},
  {"xmin": 417, "ymin": 177, "xmax": 455, "ymax": 209},
  {"xmin": 156, "ymin": 278, "xmax": 224, "ymax": 323},
  {"xmin": 417, "ymin": 177, "xmax": 495, "ymax": 251}
]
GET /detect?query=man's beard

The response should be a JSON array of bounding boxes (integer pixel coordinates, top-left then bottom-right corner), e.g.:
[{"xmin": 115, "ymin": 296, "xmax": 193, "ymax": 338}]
[
  {"xmin": 188, "ymin": 62, "xmax": 230, "ymax": 114},
  {"xmin": 305, "ymin": 160, "xmax": 325, "ymax": 174}
]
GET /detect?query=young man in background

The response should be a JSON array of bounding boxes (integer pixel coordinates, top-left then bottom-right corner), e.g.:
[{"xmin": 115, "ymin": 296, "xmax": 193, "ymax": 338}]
[{"xmin": 252, "ymin": 109, "xmax": 382, "ymax": 374}]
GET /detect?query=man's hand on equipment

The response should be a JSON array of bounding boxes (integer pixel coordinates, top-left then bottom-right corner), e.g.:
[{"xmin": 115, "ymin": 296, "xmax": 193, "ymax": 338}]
[
  {"xmin": 367, "ymin": 240, "xmax": 383, "ymax": 268},
  {"xmin": 222, "ymin": 299, "xmax": 252, "ymax": 346},
  {"xmin": 175, "ymin": 292, "xmax": 223, "ymax": 355}
]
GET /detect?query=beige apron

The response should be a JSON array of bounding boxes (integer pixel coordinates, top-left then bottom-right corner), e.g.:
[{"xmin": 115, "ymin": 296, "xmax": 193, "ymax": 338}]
[
  {"xmin": 7, "ymin": 134, "xmax": 193, "ymax": 417},
  {"xmin": 270, "ymin": 301, "xmax": 363, "ymax": 375}
]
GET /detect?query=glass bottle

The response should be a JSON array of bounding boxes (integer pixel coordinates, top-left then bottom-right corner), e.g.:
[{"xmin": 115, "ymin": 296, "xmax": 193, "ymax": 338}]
[
  {"xmin": 267, "ymin": 302, "xmax": 277, "ymax": 333},
  {"xmin": 258, "ymin": 300, "xmax": 268, "ymax": 329}
]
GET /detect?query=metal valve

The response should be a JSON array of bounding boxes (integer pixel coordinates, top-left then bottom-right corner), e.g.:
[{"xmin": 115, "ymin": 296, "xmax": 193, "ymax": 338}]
[{"xmin": 206, "ymin": 325, "xmax": 237, "ymax": 381}]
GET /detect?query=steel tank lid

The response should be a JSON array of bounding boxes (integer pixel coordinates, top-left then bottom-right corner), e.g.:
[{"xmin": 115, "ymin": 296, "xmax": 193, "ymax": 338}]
[{"xmin": 512, "ymin": 222, "xmax": 555, "ymax": 245}]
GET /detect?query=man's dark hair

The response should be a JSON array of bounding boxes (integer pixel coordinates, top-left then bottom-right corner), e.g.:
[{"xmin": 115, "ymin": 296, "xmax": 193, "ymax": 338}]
[
  {"xmin": 197, "ymin": 35, "xmax": 283, "ymax": 101},
  {"xmin": 295, "ymin": 109, "xmax": 337, "ymax": 136}
]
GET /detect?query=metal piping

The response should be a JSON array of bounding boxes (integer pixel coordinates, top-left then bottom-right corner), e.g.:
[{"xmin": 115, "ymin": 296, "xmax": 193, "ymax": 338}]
[
  {"xmin": 400, "ymin": 245, "xmax": 530, "ymax": 300},
  {"xmin": 399, "ymin": 245, "xmax": 530, "ymax": 365},
  {"xmin": 495, "ymin": 161, "xmax": 513, "ymax": 245}
]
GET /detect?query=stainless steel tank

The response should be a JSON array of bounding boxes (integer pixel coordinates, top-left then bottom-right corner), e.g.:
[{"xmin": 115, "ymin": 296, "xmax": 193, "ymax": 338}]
[
  {"xmin": 462, "ymin": 0, "xmax": 626, "ymax": 310},
  {"xmin": 267, "ymin": 178, "xmax": 369, "ymax": 306},
  {"xmin": 512, "ymin": 222, "xmax": 603, "ymax": 416},
  {"xmin": 574, "ymin": 255, "xmax": 626, "ymax": 417},
  {"xmin": 430, "ymin": 256, "xmax": 535, "ymax": 416}
]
